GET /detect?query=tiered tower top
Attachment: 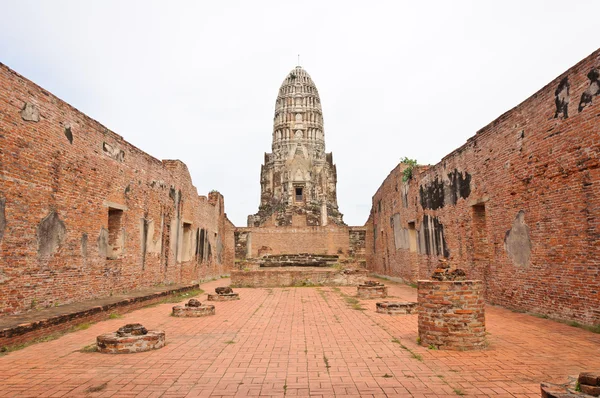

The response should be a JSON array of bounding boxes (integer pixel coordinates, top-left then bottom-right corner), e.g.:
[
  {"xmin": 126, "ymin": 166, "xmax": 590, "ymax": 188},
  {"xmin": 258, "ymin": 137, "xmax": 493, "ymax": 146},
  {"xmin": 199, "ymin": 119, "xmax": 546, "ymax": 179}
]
[
  {"xmin": 272, "ymin": 66, "xmax": 325, "ymax": 156},
  {"xmin": 247, "ymin": 64, "xmax": 344, "ymax": 227}
]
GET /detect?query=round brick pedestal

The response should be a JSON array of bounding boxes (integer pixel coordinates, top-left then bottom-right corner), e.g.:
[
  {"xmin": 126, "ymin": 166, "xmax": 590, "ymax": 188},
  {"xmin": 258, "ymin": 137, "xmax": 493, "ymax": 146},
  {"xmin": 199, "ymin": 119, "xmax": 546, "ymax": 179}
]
[
  {"xmin": 207, "ymin": 293, "xmax": 240, "ymax": 301},
  {"xmin": 376, "ymin": 301, "xmax": 418, "ymax": 315},
  {"xmin": 418, "ymin": 280, "xmax": 486, "ymax": 350},
  {"xmin": 356, "ymin": 284, "xmax": 388, "ymax": 299},
  {"xmin": 97, "ymin": 324, "xmax": 165, "ymax": 354},
  {"xmin": 172, "ymin": 304, "xmax": 215, "ymax": 317}
]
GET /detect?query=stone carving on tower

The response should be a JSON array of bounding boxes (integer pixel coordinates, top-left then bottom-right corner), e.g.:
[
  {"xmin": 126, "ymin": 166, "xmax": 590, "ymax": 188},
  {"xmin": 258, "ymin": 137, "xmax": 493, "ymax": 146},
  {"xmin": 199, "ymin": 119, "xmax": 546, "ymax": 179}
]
[{"xmin": 248, "ymin": 65, "xmax": 345, "ymax": 227}]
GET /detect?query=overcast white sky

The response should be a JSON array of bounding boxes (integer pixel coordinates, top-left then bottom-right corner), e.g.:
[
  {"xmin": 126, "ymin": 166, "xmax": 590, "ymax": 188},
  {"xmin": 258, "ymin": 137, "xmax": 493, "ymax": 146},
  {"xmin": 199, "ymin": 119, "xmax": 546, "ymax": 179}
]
[{"xmin": 1, "ymin": 1, "xmax": 599, "ymax": 226}]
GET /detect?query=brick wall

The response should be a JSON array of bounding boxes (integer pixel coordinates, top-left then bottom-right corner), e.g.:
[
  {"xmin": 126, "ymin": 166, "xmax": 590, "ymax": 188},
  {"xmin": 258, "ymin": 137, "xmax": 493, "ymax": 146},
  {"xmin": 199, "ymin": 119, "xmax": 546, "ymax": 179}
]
[
  {"xmin": 366, "ymin": 48, "xmax": 600, "ymax": 325},
  {"xmin": 0, "ymin": 63, "xmax": 234, "ymax": 316},
  {"xmin": 234, "ymin": 225, "xmax": 364, "ymax": 259}
]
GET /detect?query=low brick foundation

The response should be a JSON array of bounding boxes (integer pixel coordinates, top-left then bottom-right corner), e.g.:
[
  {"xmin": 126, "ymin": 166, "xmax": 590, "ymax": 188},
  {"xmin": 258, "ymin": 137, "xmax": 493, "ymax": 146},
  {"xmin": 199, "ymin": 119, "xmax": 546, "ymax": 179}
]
[
  {"xmin": 207, "ymin": 293, "xmax": 240, "ymax": 301},
  {"xmin": 260, "ymin": 254, "xmax": 339, "ymax": 267},
  {"xmin": 97, "ymin": 329, "xmax": 165, "ymax": 354},
  {"xmin": 418, "ymin": 280, "xmax": 486, "ymax": 350},
  {"xmin": 376, "ymin": 301, "xmax": 418, "ymax": 315},
  {"xmin": 356, "ymin": 284, "xmax": 388, "ymax": 299},
  {"xmin": 231, "ymin": 267, "xmax": 368, "ymax": 288},
  {"xmin": 172, "ymin": 304, "xmax": 215, "ymax": 317},
  {"xmin": 0, "ymin": 284, "xmax": 199, "ymax": 349}
]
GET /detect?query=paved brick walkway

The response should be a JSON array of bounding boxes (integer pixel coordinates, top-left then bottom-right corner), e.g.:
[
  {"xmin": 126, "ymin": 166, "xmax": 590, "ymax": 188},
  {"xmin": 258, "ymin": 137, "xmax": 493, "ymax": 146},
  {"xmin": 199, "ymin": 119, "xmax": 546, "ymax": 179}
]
[{"xmin": 0, "ymin": 278, "xmax": 599, "ymax": 397}]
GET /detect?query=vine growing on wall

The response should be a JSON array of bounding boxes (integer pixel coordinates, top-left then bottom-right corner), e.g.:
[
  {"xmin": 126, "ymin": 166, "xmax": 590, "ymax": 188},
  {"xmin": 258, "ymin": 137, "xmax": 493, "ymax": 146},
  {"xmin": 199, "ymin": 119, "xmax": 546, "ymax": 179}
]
[{"xmin": 400, "ymin": 157, "xmax": 418, "ymax": 182}]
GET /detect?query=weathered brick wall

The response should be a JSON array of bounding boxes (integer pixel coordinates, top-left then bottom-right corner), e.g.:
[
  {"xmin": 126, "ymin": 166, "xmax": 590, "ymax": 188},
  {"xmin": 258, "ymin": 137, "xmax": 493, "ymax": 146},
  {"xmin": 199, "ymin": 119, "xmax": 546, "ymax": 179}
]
[
  {"xmin": 0, "ymin": 63, "xmax": 234, "ymax": 316},
  {"xmin": 418, "ymin": 280, "xmax": 486, "ymax": 350},
  {"xmin": 234, "ymin": 225, "xmax": 363, "ymax": 259},
  {"xmin": 366, "ymin": 49, "xmax": 600, "ymax": 325}
]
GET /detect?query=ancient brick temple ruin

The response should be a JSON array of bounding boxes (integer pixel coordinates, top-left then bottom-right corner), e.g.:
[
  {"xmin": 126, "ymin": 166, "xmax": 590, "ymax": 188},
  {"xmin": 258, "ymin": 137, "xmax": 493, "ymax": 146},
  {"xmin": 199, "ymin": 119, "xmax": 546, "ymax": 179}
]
[
  {"xmin": 1, "ymin": 47, "xmax": 600, "ymax": 340},
  {"xmin": 366, "ymin": 48, "xmax": 600, "ymax": 327},
  {"xmin": 0, "ymin": 62, "xmax": 235, "ymax": 317},
  {"xmin": 236, "ymin": 66, "xmax": 366, "ymax": 262}
]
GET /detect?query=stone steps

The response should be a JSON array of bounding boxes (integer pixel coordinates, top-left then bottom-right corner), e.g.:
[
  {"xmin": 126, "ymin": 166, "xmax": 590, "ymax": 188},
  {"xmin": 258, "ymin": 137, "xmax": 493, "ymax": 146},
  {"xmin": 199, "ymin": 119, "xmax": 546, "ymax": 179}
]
[{"xmin": 260, "ymin": 253, "xmax": 339, "ymax": 267}]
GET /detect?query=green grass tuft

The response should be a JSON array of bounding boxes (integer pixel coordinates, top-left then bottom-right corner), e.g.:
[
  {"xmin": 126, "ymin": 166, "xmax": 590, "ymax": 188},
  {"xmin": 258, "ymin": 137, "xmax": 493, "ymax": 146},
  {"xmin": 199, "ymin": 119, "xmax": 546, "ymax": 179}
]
[
  {"xmin": 85, "ymin": 382, "xmax": 108, "ymax": 393},
  {"xmin": 80, "ymin": 344, "xmax": 98, "ymax": 353}
]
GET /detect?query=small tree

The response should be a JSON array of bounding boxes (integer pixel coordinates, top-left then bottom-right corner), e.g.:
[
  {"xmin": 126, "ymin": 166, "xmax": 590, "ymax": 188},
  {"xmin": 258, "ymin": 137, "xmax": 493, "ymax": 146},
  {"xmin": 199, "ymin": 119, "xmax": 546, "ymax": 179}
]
[{"xmin": 400, "ymin": 157, "xmax": 418, "ymax": 182}]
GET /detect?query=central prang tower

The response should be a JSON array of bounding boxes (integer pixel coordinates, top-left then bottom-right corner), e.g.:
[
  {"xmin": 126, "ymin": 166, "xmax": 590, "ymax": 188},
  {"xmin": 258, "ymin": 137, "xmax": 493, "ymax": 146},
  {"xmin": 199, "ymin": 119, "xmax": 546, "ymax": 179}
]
[{"xmin": 248, "ymin": 65, "xmax": 345, "ymax": 227}]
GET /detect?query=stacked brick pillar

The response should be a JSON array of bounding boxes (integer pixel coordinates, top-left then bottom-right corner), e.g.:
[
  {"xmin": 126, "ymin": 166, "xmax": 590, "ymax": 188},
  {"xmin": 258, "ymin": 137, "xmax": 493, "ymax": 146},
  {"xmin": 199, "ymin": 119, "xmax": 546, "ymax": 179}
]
[{"xmin": 418, "ymin": 280, "xmax": 486, "ymax": 350}]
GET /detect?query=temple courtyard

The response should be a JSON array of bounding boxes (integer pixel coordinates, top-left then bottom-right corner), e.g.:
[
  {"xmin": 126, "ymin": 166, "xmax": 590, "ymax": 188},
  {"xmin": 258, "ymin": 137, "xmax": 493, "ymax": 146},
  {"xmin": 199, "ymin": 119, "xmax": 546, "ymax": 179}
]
[{"xmin": 0, "ymin": 278, "xmax": 599, "ymax": 398}]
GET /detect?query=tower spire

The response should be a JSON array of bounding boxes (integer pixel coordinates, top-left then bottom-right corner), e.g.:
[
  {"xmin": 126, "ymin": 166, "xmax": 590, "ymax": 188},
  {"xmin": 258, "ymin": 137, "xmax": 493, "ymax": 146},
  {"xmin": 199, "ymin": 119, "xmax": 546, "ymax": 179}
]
[{"xmin": 297, "ymin": 54, "xmax": 300, "ymax": 66}]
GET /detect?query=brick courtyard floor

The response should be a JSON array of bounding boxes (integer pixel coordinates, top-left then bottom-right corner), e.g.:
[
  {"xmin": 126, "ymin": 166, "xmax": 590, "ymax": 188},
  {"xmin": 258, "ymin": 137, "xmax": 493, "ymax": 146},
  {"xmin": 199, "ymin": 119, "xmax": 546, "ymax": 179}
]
[{"xmin": 1, "ymin": 278, "xmax": 599, "ymax": 397}]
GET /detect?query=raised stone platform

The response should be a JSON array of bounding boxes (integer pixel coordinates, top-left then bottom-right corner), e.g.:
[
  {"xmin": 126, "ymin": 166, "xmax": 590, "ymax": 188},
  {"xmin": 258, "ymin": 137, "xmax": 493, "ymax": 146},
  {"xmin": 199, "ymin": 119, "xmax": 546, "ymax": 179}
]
[
  {"xmin": 96, "ymin": 323, "xmax": 165, "ymax": 354},
  {"xmin": 376, "ymin": 301, "xmax": 418, "ymax": 315},
  {"xmin": 260, "ymin": 253, "xmax": 339, "ymax": 267},
  {"xmin": 356, "ymin": 281, "xmax": 388, "ymax": 299},
  {"xmin": 172, "ymin": 299, "xmax": 215, "ymax": 317},
  {"xmin": 231, "ymin": 267, "xmax": 367, "ymax": 288}
]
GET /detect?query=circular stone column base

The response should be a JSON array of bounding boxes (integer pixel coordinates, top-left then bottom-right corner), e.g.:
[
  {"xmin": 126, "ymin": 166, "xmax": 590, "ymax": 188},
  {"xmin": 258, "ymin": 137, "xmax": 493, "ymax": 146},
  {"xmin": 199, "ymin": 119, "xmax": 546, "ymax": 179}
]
[
  {"xmin": 376, "ymin": 301, "xmax": 418, "ymax": 315},
  {"xmin": 356, "ymin": 285, "xmax": 388, "ymax": 299},
  {"xmin": 172, "ymin": 304, "xmax": 215, "ymax": 317},
  {"xmin": 97, "ymin": 330, "xmax": 165, "ymax": 354},
  {"xmin": 207, "ymin": 293, "xmax": 240, "ymax": 301}
]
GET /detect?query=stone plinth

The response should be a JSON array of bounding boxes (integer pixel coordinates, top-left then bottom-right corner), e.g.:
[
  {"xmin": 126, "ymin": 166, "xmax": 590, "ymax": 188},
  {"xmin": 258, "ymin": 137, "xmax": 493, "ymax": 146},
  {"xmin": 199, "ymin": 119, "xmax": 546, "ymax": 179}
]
[
  {"xmin": 376, "ymin": 301, "xmax": 418, "ymax": 315},
  {"xmin": 172, "ymin": 299, "xmax": 215, "ymax": 317},
  {"xmin": 418, "ymin": 280, "xmax": 486, "ymax": 351},
  {"xmin": 96, "ymin": 323, "xmax": 165, "ymax": 354},
  {"xmin": 260, "ymin": 254, "xmax": 339, "ymax": 267},
  {"xmin": 356, "ymin": 283, "xmax": 388, "ymax": 299},
  {"xmin": 207, "ymin": 293, "xmax": 240, "ymax": 301}
]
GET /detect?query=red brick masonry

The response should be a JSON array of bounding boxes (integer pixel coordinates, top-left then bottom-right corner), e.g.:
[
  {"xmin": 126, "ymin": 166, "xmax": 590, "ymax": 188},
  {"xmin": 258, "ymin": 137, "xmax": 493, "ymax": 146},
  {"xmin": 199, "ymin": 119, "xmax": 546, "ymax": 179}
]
[
  {"xmin": 0, "ymin": 62, "xmax": 234, "ymax": 316},
  {"xmin": 366, "ymin": 48, "xmax": 600, "ymax": 326},
  {"xmin": 418, "ymin": 280, "xmax": 486, "ymax": 350}
]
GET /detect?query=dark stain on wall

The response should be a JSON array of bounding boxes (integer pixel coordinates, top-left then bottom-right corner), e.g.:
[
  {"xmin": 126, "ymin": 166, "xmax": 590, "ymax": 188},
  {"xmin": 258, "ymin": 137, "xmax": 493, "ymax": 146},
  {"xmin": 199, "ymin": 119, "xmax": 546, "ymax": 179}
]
[
  {"xmin": 0, "ymin": 198, "xmax": 5, "ymax": 243},
  {"xmin": 578, "ymin": 68, "xmax": 600, "ymax": 112},
  {"xmin": 198, "ymin": 228, "xmax": 207, "ymax": 263},
  {"xmin": 446, "ymin": 169, "xmax": 471, "ymax": 205},
  {"xmin": 141, "ymin": 219, "xmax": 149, "ymax": 269},
  {"xmin": 64, "ymin": 125, "xmax": 73, "ymax": 144},
  {"xmin": 421, "ymin": 215, "xmax": 449, "ymax": 258},
  {"xmin": 81, "ymin": 233, "xmax": 88, "ymax": 257},
  {"xmin": 554, "ymin": 77, "xmax": 570, "ymax": 119},
  {"xmin": 419, "ymin": 177, "xmax": 445, "ymax": 210}
]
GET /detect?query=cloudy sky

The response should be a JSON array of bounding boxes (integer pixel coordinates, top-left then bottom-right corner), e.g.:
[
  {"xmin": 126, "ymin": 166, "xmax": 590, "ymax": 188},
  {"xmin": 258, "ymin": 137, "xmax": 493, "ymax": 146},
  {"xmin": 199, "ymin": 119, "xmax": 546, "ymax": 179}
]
[{"xmin": 1, "ymin": 1, "xmax": 599, "ymax": 226}]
